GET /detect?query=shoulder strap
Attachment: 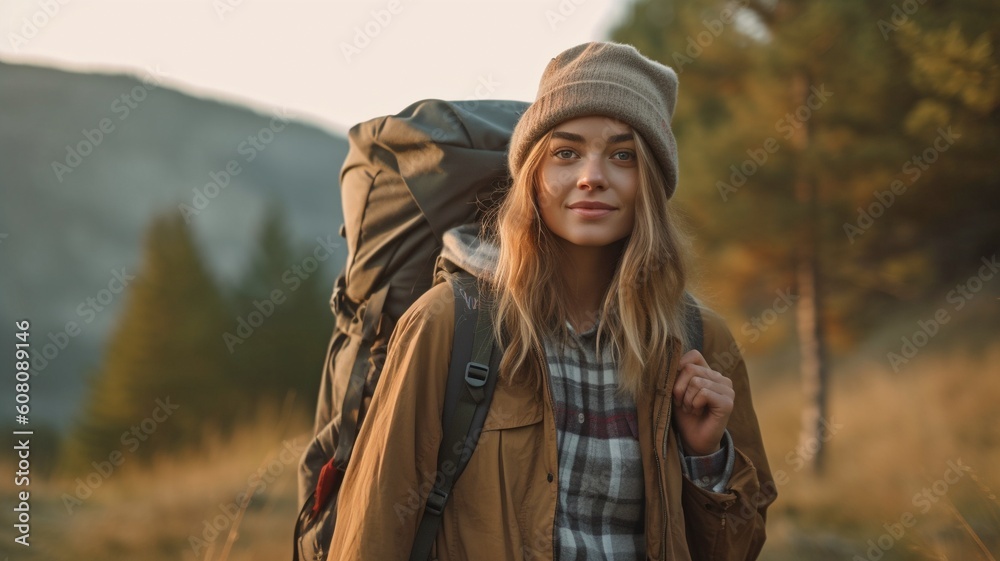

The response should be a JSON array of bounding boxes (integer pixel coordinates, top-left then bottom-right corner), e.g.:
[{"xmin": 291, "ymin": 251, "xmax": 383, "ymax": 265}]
[
  {"xmin": 333, "ymin": 283, "xmax": 390, "ymax": 471},
  {"xmin": 682, "ymin": 292, "xmax": 704, "ymax": 355},
  {"xmin": 409, "ymin": 273, "xmax": 499, "ymax": 561}
]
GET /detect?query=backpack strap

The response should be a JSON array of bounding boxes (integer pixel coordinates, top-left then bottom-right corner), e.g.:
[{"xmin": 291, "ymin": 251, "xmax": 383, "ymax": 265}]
[
  {"xmin": 682, "ymin": 292, "xmax": 704, "ymax": 355},
  {"xmin": 333, "ymin": 283, "xmax": 390, "ymax": 472},
  {"xmin": 409, "ymin": 273, "xmax": 499, "ymax": 561}
]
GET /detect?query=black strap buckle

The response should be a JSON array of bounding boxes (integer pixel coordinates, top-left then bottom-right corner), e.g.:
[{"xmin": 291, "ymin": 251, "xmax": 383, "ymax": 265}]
[
  {"xmin": 330, "ymin": 275, "xmax": 349, "ymax": 316},
  {"xmin": 425, "ymin": 487, "xmax": 449, "ymax": 516},
  {"xmin": 464, "ymin": 362, "xmax": 489, "ymax": 388}
]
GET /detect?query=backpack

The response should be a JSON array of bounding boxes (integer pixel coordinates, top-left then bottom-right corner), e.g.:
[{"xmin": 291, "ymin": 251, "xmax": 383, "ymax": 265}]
[
  {"xmin": 293, "ymin": 98, "xmax": 705, "ymax": 561},
  {"xmin": 294, "ymin": 98, "xmax": 527, "ymax": 561}
]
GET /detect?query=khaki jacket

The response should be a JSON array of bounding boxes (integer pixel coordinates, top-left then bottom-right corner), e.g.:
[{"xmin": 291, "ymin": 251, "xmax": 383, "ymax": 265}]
[{"xmin": 329, "ymin": 282, "xmax": 775, "ymax": 561}]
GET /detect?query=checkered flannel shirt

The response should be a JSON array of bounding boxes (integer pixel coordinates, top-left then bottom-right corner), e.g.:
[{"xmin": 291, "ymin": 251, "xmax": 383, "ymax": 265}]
[{"xmin": 543, "ymin": 319, "xmax": 735, "ymax": 560}]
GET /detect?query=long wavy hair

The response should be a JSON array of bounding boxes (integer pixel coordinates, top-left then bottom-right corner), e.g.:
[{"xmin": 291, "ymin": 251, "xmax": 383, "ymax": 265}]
[{"xmin": 484, "ymin": 124, "xmax": 693, "ymax": 399}]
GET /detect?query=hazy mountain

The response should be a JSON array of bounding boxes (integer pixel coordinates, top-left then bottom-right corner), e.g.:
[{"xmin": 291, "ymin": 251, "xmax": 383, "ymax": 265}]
[{"xmin": 0, "ymin": 61, "xmax": 350, "ymax": 431}]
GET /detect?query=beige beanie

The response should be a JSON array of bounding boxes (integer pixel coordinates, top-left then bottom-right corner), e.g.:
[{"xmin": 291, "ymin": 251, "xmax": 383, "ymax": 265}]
[{"xmin": 508, "ymin": 41, "xmax": 680, "ymax": 198}]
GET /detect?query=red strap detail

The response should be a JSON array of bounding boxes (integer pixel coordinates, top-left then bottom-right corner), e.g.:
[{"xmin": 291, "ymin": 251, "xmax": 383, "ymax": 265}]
[{"xmin": 311, "ymin": 458, "xmax": 344, "ymax": 520}]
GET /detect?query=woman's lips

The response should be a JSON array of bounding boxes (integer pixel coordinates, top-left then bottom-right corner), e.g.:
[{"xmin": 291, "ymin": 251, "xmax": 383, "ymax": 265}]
[
  {"xmin": 569, "ymin": 207, "xmax": 614, "ymax": 218},
  {"xmin": 568, "ymin": 202, "xmax": 616, "ymax": 218}
]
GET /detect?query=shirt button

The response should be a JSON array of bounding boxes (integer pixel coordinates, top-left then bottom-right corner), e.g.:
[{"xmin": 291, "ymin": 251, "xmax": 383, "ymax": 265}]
[
  {"xmin": 578, "ymin": 412, "xmax": 585, "ymax": 424},
  {"xmin": 547, "ymin": 473, "xmax": 554, "ymax": 483}
]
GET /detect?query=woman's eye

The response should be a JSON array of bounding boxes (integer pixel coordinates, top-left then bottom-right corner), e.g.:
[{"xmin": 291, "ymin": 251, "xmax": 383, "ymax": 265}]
[
  {"xmin": 554, "ymin": 149, "xmax": 576, "ymax": 159},
  {"xmin": 612, "ymin": 150, "xmax": 635, "ymax": 161}
]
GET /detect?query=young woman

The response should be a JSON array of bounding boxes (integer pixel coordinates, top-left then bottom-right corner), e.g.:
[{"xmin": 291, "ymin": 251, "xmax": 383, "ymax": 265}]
[{"xmin": 329, "ymin": 41, "xmax": 774, "ymax": 561}]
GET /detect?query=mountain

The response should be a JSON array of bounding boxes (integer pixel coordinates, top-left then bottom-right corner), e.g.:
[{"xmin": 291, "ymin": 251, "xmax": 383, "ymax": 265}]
[{"xmin": 0, "ymin": 61, "xmax": 350, "ymax": 431}]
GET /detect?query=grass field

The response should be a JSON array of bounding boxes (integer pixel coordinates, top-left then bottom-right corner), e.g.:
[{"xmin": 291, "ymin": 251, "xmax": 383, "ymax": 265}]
[
  {"xmin": 1, "ymin": 409, "xmax": 306, "ymax": 561},
  {"xmin": 748, "ymin": 277, "xmax": 1000, "ymax": 561}
]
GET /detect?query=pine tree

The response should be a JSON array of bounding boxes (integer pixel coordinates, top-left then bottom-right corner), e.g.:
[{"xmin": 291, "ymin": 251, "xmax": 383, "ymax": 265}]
[
  {"xmin": 612, "ymin": 0, "xmax": 999, "ymax": 331},
  {"xmin": 224, "ymin": 206, "xmax": 332, "ymax": 421},
  {"xmin": 874, "ymin": 8, "xmax": 1000, "ymax": 284},
  {"xmin": 63, "ymin": 212, "xmax": 235, "ymax": 471}
]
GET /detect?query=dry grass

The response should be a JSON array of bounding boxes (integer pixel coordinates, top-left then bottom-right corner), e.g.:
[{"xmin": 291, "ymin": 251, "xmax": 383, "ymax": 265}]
[
  {"xmin": 754, "ymin": 338, "xmax": 1000, "ymax": 560},
  {"xmin": 0, "ymin": 408, "xmax": 311, "ymax": 561}
]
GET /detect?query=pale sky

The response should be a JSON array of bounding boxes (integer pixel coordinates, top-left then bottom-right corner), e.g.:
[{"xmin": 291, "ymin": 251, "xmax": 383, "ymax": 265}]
[{"xmin": 1, "ymin": 0, "xmax": 630, "ymax": 134}]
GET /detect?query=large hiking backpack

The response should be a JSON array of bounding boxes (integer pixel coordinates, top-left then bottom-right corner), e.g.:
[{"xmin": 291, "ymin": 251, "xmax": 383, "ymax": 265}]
[
  {"xmin": 294, "ymin": 98, "xmax": 529, "ymax": 561},
  {"xmin": 294, "ymin": 98, "xmax": 706, "ymax": 561}
]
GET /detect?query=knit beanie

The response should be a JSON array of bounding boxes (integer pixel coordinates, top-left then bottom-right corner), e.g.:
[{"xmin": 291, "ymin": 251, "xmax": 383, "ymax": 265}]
[{"xmin": 508, "ymin": 41, "xmax": 680, "ymax": 198}]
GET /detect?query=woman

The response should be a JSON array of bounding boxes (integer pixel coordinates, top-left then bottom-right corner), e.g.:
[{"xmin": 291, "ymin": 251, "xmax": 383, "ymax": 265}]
[{"xmin": 329, "ymin": 41, "xmax": 774, "ymax": 561}]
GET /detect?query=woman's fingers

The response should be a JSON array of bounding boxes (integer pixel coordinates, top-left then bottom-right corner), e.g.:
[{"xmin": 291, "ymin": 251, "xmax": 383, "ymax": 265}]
[
  {"xmin": 672, "ymin": 351, "xmax": 733, "ymax": 408},
  {"xmin": 672, "ymin": 351, "xmax": 736, "ymax": 455},
  {"xmin": 677, "ymin": 349, "xmax": 709, "ymax": 370},
  {"xmin": 680, "ymin": 376, "xmax": 734, "ymax": 414},
  {"xmin": 685, "ymin": 384, "xmax": 734, "ymax": 415}
]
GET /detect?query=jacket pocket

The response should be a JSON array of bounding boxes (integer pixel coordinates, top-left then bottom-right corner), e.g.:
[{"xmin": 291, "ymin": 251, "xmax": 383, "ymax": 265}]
[
  {"xmin": 481, "ymin": 383, "xmax": 544, "ymax": 431},
  {"xmin": 449, "ymin": 407, "xmax": 546, "ymax": 561}
]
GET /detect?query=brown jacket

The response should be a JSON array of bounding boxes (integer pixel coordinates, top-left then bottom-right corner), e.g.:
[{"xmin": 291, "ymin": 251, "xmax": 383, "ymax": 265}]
[{"xmin": 328, "ymin": 282, "xmax": 774, "ymax": 561}]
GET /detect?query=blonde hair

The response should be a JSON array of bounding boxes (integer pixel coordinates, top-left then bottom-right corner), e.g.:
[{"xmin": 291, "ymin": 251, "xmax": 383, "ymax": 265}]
[{"xmin": 484, "ymin": 126, "xmax": 692, "ymax": 398}]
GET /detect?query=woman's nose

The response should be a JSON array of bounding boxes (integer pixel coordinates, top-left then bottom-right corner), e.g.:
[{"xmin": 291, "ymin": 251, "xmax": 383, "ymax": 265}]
[{"xmin": 576, "ymin": 155, "xmax": 607, "ymax": 190}]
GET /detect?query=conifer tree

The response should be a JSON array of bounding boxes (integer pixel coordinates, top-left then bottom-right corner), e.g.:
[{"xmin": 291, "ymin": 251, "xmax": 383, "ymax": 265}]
[
  {"xmin": 64, "ymin": 212, "xmax": 234, "ymax": 471},
  {"xmin": 613, "ymin": 0, "xmax": 998, "ymax": 333},
  {"xmin": 224, "ymin": 206, "xmax": 332, "ymax": 421}
]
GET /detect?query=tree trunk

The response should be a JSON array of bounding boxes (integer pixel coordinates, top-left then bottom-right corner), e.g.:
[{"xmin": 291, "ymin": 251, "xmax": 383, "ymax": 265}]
[{"xmin": 790, "ymin": 71, "xmax": 830, "ymax": 474}]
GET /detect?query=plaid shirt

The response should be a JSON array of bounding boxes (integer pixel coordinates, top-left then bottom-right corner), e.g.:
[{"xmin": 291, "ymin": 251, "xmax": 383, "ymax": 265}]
[{"xmin": 544, "ymin": 319, "xmax": 733, "ymax": 560}]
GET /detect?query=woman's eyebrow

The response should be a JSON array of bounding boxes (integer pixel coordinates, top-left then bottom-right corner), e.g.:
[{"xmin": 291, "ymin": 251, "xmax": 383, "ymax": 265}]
[
  {"xmin": 608, "ymin": 132, "xmax": 635, "ymax": 144},
  {"xmin": 551, "ymin": 131, "xmax": 584, "ymax": 142},
  {"xmin": 550, "ymin": 131, "xmax": 635, "ymax": 144}
]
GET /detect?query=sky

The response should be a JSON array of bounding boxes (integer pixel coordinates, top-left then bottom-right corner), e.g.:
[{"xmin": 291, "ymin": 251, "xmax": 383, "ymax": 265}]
[{"xmin": 0, "ymin": 0, "xmax": 631, "ymax": 134}]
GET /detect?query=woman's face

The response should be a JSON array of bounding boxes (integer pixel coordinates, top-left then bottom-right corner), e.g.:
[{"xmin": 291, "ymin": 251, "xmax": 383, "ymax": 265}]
[{"xmin": 535, "ymin": 115, "xmax": 639, "ymax": 250}]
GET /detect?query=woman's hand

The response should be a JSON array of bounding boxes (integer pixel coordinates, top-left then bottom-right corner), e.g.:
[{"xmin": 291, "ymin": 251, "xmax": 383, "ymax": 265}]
[{"xmin": 671, "ymin": 349, "xmax": 734, "ymax": 456}]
